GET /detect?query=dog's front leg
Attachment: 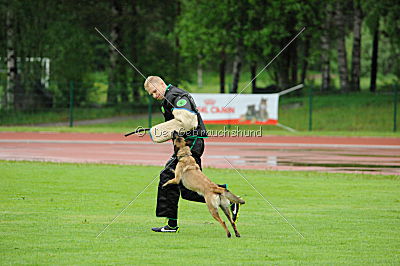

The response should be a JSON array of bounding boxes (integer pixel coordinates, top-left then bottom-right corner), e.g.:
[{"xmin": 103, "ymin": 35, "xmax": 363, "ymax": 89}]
[
  {"xmin": 162, "ymin": 164, "xmax": 182, "ymax": 187},
  {"xmin": 162, "ymin": 179, "xmax": 177, "ymax": 187},
  {"xmin": 174, "ymin": 163, "xmax": 183, "ymax": 183}
]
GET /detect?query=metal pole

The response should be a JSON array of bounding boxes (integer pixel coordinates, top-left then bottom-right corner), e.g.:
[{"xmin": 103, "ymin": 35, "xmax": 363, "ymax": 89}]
[
  {"xmin": 394, "ymin": 84, "xmax": 398, "ymax": 132},
  {"xmin": 308, "ymin": 86, "xmax": 313, "ymax": 131},
  {"xmin": 69, "ymin": 81, "xmax": 74, "ymax": 127},
  {"xmin": 278, "ymin": 84, "xmax": 304, "ymax": 96},
  {"xmin": 148, "ymin": 95, "xmax": 152, "ymax": 128}
]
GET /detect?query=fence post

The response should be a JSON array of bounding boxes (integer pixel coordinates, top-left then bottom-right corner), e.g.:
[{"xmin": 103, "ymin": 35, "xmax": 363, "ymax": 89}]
[
  {"xmin": 394, "ymin": 84, "xmax": 398, "ymax": 132},
  {"xmin": 148, "ymin": 95, "xmax": 152, "ymax": 128},
  {"xmin": 69, "ymin": 81, "xmax": 74, "ymax": 127},
  {"xmin": 308, "ymin": 86, "xmax": 313, "ymax": 131}
]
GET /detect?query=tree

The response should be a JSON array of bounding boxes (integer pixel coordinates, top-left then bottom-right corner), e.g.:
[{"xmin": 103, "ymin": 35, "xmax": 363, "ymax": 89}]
[
  {"xmin": 107, "ymin": 0, "xmax": 123, "ymax": 104},
  {"xmin": 335, "ymin": 0, "xmax": 350, "ymax": 92},
  {"xmin": 363, "ymin": 0, "xmax": 382, "ymax": 93},
  {"xmin": 320, "ymin": 2, "xmax": 334, "ymax": 91},
  {"xmin": 245, "ymin": 0, "xmax": 269, "ymax": 93},
  {"xmin": 5, "ymin": 0, "xmax": 57, "ymax": 110},
  {"xmin": 5, "ymin": 5, "xmax": 18, "ymax": 110},
  {"xmin": 253, "ymin": 0, "xmax": 306, "ymax": 90},
  {"xmin": 369, "ymin": 15, "xmax": 379, "ymax": 93},
  {"xmin": 230, "ymin": 0, "xmax": 249, "ymax": 93},
  {"xmin": 350, "ymin": 0, "xmax": 363, "ymax": 91},
  {"xmin": 178, "ymin": 0, "xmax": 235, "ymax": 93},
  {"xmin": 219, "ymin": 50, "xmax": 227, "ymax": 93},
  {"xmin": 129, "ymin": 0, "xmax": 141, "ymax": 101},
  {"xmin": 381, "ymin": 0, "xmax": 400, "ymax": 83}
]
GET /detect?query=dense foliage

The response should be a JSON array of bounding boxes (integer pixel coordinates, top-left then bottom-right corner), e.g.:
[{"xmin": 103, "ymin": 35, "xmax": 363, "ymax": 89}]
[{"xmin": 1, "ymin": 0, "xmax": 399, "ymax": 110}]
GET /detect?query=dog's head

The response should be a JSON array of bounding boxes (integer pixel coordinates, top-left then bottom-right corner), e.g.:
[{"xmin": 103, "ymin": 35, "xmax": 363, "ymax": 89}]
[
  {"xmin": 172, "ymin": 131, "xmax": 186, "ymax": 148},
  {"xmin": 172, "ymin": 131, "xmax": 193, "ymax": 157}
]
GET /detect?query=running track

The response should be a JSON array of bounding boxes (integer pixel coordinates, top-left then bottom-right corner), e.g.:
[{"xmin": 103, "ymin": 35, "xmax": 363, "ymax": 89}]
[{"xmin": 0, "ymin": 132, "xmax": 399, "ymax": 175}]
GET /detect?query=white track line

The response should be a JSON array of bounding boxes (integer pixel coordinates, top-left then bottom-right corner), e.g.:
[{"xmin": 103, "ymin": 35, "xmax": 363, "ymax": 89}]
[{"xmin": 0, "ymin": 139, "xmax": 399, "ymax": 149}]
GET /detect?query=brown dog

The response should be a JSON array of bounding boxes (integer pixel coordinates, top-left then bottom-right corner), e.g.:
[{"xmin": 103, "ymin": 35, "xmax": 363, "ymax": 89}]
[{"xmin": 163, "ymin": 133, "xmax": 245, "ymax": 238}]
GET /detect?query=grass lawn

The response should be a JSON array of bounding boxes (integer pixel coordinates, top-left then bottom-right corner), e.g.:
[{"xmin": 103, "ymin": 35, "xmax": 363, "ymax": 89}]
[{"xmin": 1, "ymin": 161, "xmax": 399, "ymax": 264}]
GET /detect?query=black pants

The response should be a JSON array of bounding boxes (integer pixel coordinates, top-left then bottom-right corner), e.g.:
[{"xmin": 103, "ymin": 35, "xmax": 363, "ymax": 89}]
[{"xmin": 156, "ymin": 138, "xmax": 206, "ymax": 219}]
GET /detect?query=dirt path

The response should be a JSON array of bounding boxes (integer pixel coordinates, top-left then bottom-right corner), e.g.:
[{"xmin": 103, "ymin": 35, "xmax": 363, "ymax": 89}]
[{"xmin": 1, "ymin": 132, "xmax": 399, "ymax": 175}]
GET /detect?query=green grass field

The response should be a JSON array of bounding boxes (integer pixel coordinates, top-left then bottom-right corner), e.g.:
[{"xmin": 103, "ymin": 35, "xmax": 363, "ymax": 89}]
[{"xmin": 1, "ymin": 161, "xmax": 399, "ymax": 264}]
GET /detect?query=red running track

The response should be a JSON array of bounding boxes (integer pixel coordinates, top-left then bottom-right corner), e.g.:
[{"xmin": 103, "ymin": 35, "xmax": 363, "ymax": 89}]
[{"xmin": 0, "ymin": 132, "xmax": 399, "ymax": 175}]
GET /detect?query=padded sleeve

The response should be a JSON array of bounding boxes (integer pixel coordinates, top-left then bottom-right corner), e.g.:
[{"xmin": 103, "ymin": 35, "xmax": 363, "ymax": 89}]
[{"xmin": 149, "ymin": 108, "xmax": 198, "ymax": 143}]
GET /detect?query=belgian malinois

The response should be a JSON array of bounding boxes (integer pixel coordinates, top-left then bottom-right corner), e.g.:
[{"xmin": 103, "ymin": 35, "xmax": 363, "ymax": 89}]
[{"xmin": 163, "ymin": 132, "xmax": 245, "ymax": 238}]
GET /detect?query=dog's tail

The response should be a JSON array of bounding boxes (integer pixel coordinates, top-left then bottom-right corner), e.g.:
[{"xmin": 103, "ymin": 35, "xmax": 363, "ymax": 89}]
[
  {"xmin": 223, "ymin": 190, "xmax": 245, "ymax": 204},
  {"xmin": 211, "ymin": 186, "xmax": 245, "ymax": 204}
]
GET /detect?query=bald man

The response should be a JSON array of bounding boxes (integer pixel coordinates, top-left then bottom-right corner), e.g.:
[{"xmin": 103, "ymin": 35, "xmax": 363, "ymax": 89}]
[{"xmin": 144, "ymin": 76, "xmax": 240, "ymax": 233}]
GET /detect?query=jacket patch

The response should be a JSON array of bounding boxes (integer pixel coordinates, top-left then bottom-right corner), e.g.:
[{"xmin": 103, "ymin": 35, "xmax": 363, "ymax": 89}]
[{"xmin": 176, "ymin": 99, "xmax": 187, "ymax": 107}]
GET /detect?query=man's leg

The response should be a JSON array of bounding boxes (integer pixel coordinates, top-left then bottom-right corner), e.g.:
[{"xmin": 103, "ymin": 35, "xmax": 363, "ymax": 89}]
[{"xmin": 152, "ymin": 155, "xmax": 180, "ymax": 232}]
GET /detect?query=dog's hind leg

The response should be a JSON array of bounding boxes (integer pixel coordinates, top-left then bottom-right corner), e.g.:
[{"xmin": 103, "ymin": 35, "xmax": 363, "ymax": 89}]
[
  {"xmin": 205, "ymin": 194, "xmax": 231, "ymax": 238},
  {"xmin": 220, "ymin": 201, "xmax": 240, "ymax": 237}
]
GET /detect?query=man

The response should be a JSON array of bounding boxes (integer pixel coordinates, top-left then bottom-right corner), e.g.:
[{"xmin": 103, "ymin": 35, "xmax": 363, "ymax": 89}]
[{"xmin": 144, "ymin": 76, "xmax": 240, "ymax": 233}]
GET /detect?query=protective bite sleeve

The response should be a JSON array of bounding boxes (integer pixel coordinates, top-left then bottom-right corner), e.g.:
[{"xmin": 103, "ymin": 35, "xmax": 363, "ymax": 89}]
[{"xmin": 150, "ymin": 108, "xmax": 198, "ymax": 143}]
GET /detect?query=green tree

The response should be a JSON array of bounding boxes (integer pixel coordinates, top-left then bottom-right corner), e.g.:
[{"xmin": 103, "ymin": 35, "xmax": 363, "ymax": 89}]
[
  {"xmin": 364, "ymin": 0, "xmax": 381, "ymax": 93},
  {"xmin": 178, "ymin": 0, "xmax": 235, "ymax": 93},
  {"xmin": 350, "ymin": 0, "xmax": 363, "ymax": 92},
  {"xmin": 382, "ymin": 0, "xmax": 400, "ymax": 81}
]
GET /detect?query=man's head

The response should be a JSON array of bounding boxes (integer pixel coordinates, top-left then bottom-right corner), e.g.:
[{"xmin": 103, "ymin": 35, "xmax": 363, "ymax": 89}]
[{"xmin": 144, "ymin": 76, "xmax": 167, "ymax": 100}]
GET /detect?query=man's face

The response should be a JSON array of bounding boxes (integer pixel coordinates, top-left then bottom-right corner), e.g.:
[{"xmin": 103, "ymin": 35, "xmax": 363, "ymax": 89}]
[{"xmin": 146, "ymin": 83, "xmax": 165, "ymax": 101}]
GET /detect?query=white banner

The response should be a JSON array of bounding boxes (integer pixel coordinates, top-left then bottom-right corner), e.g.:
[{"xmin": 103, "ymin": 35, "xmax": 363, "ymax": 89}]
[{"xmin": 191, "ymin": 93, "xmax": 279, "ymax": 125}]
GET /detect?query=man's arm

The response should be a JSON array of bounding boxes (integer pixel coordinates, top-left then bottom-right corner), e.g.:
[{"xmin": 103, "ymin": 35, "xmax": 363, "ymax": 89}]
[{"xmin": 150, "ymin": 96, "xmax": 198, "ymax": 143}]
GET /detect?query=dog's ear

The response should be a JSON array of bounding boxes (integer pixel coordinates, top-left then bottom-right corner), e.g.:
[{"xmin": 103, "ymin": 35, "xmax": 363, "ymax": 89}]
[{"xmin": 172, "ymin": 131, "xmax": 179, "ymax": 140}]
